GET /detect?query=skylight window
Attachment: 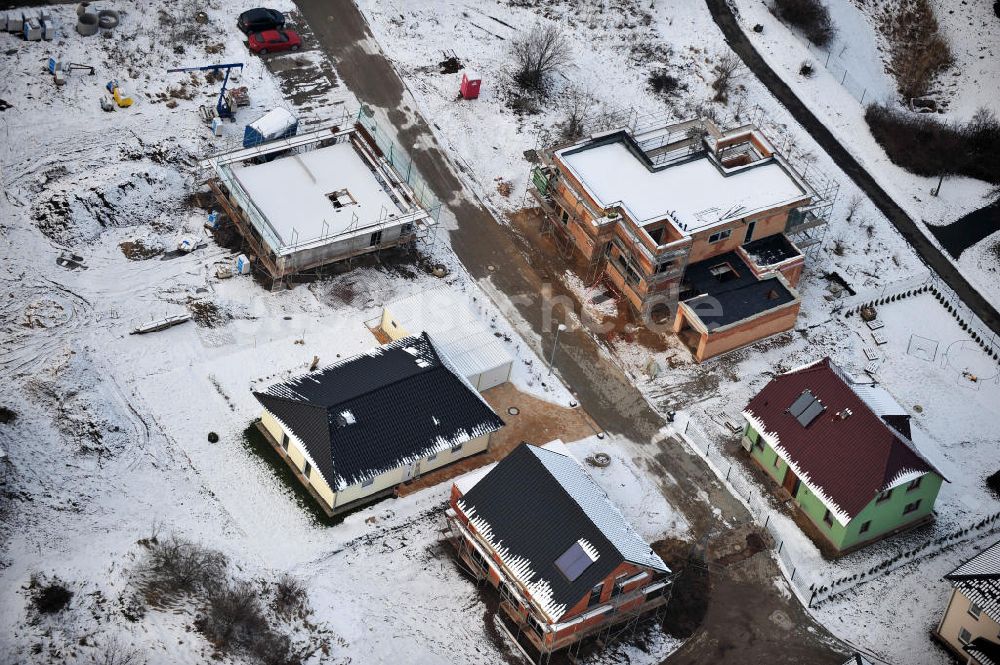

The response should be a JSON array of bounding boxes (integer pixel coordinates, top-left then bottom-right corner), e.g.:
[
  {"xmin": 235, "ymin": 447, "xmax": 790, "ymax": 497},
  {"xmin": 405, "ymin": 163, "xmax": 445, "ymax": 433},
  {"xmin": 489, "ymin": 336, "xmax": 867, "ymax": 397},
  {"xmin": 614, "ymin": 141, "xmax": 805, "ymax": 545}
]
[
  {"xmin": 555, "ymin": 539, "xmax": 599, "ymax": 581},
  {"xmin": 787, "ymin": 390, "xmax": 825, "ymax": 427}
]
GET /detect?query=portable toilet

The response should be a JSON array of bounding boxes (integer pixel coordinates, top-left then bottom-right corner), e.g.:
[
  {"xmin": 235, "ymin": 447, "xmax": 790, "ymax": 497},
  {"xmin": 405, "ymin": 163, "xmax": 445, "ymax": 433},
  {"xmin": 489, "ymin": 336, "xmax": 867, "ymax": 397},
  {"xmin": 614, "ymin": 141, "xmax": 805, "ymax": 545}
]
[
  {"xmin": 460, "ymin": 70, "xmax": 481, "ymax": 100},
  {"xmin": 235, "ymin": 254, "xmax": 251, "ymax": 275},
  {"xmin": 243, "ymin": 108, "xmax": 298, "ymax": 148}
]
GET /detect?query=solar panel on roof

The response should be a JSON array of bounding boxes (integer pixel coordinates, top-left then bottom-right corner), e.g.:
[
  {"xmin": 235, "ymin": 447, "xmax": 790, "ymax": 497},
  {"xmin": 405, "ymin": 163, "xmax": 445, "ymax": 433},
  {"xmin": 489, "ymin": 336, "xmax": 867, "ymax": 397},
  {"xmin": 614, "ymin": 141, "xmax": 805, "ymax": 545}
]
[
  {"xmin": 555, "ymin": 540, "xmax": 597, "ymax": 582},
  {"xmin": 797, "ymin": 399, "xmax": 826, "ymax": 427},
  {"xmin": 788, "ymin": 391, "xmax": 814, "ymax": 418}
]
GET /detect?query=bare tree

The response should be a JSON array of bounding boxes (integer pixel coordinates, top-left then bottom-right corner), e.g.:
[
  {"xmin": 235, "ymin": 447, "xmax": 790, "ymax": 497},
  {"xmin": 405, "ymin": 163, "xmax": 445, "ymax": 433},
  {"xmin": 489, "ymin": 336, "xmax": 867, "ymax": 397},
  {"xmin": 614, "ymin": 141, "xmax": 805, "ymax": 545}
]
[
  {"xmin": 510, "ymin": 24, "xmax": 573, "ymax": 94},
  {"xmin": 844, "ymin": 193, "xmax": 863, "ymax": 222},
  {"xmin": 559, "ymin": 87, "xmax": 597, "ymax": 141},
  {"xmin": 711, "ymin": 52, "xmax": 743, "ymax": 103},
  {"xmin": 94, "ymin": 637, "xmax": 145, "ymax": 665}
]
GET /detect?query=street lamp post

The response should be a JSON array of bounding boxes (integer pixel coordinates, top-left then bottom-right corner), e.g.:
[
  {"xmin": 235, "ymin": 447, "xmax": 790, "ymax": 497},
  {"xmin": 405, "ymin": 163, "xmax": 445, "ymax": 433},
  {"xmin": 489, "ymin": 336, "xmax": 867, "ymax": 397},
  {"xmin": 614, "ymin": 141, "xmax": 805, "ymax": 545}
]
[{"xmin": 548, "ymin": 323, "xmax": 567, "ymax": 374}]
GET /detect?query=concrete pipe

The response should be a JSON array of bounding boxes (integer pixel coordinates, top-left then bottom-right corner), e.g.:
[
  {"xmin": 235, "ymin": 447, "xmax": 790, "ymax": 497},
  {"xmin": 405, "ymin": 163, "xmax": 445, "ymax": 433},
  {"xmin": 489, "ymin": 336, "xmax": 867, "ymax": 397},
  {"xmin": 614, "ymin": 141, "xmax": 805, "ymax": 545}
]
[
  {"xmin": 76, "ymin": 12, "xmax": 98, "ymax": 36},
  {"xmin": 76, "ymin": 2, "xmax": 91, "ymax": 17},
  {"xmin": 97, "ymin": 10, "xmax": 120, "ymax": 30}
]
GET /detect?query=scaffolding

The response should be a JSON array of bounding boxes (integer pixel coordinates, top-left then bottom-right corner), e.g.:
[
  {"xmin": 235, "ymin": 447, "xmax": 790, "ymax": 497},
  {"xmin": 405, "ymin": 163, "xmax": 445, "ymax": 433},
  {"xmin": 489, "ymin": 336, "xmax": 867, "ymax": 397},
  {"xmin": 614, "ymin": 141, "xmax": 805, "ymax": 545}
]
[{"xmin": 198, "ymin": 110, "xmax": 441, "ymax": 286}]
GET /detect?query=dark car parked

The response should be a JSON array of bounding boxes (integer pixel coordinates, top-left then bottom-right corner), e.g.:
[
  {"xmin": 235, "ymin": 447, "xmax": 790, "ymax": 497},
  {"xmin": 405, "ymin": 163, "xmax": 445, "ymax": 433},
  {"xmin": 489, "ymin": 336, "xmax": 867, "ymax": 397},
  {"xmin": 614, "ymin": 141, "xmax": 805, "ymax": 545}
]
[{"xmin": 237, "ymin": 8, "xmax": 285, "ymax": 35}]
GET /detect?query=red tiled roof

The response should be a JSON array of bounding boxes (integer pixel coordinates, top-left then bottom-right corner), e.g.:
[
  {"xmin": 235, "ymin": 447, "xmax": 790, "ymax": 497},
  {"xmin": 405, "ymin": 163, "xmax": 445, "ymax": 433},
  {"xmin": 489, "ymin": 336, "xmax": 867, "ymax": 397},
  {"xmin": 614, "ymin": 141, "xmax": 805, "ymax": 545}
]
[{"xmin": 742, "ymin": 357, "xmax": 944, "ymax": 522}]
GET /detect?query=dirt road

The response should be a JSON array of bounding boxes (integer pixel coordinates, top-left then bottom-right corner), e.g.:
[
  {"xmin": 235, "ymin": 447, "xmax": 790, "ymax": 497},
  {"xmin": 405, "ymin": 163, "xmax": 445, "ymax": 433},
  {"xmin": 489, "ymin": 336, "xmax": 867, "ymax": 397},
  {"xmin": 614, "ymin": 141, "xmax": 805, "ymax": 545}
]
[
  {"xmin": 292, "ymin": 1, "xmax": 849, "ymax": 662},
  {"xmin": 705, "ymin": 0, "xmax": 1000, "ymax": 336}
]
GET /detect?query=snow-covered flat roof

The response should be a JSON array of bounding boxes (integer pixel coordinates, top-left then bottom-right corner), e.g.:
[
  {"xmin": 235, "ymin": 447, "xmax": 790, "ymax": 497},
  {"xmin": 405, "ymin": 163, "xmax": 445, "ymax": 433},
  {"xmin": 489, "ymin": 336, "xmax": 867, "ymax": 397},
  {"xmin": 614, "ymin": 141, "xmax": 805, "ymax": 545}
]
[
  {"xmin": 557, "ymin": 139, "xmax": 807, "ymax": 232},
  {"xmin": 231, "ymin": 141, "xmax": 405, "ymax": 247}
]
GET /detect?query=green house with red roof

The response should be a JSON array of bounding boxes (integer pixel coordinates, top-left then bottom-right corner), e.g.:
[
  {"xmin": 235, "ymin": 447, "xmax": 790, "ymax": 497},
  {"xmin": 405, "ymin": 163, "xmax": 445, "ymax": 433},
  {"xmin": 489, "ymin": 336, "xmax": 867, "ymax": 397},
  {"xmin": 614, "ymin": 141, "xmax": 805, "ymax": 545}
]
[{"xmin": 741, "ymin": 357, "xmax": 947, "ymax": 554}]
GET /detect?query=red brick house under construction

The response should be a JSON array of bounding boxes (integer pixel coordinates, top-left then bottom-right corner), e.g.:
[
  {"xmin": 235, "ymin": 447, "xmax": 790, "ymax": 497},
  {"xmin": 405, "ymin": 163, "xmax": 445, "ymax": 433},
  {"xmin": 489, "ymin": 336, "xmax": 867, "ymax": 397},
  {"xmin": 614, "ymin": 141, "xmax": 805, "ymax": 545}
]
[
  {"xmin": 530, "ymin": 117, "xmax": 834, "ymax": 361},
  {"xmin": 447, "ymin": 442, "xmax": 671, "ymax": 662}
]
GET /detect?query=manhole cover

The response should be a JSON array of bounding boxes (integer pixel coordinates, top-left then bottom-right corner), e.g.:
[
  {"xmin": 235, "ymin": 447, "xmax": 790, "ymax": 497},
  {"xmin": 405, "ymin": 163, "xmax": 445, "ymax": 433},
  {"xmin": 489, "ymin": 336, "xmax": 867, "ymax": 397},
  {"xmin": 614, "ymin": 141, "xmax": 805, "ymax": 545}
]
[
  {"xmin": 487, "ymin": 265, "xmax": 496, "ymax": 272},
  {"xmin": 507, "ymin": 406, "xmax": 520, "ymax": 416}
]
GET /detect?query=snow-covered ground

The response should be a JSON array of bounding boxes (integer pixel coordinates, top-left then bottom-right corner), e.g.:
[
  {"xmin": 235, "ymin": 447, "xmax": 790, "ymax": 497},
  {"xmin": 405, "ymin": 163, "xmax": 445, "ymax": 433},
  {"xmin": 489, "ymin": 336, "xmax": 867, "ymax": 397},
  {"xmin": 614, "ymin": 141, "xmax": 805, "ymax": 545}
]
[
  {"xmin": 353, "ymin": 1, "xmax": 1000, "ymax": 663},
  {"xmin": 729, "ymin": 0, "xmax": 1000, "ymax": 307},
  {"xmin": 0, "ymin": 2, "xmax": 676, "ymax": 664}
]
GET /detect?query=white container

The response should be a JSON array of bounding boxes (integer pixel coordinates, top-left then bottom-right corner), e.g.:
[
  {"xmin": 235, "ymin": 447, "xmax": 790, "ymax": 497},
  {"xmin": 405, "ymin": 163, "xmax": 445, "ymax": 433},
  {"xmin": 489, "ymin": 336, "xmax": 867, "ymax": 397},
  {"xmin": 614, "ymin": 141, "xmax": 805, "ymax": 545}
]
[
  {"xmin": 210, "ymin": 117, "xmax": 224, "ymax": 136},
  {"xmin": 53, "ymin": 70, "xmax": 66, "ymax": 86},
  {"xmin": 23, "ymin": 17, "xmax": 42, "ymax": 41},
  {"xmin": 41, "ymin": 19, "xmax": 55, "ymax": 40},
  {"xmin": 9, "ymin": 13, "xmax": 24, "ymax": 33},
  {"xmin": 235, "ymin": 254, "xmax": 251, "ymax": 275},
  {"xmin": 0, "ymin": 14, "xmax": 8, "ymax": 32}
]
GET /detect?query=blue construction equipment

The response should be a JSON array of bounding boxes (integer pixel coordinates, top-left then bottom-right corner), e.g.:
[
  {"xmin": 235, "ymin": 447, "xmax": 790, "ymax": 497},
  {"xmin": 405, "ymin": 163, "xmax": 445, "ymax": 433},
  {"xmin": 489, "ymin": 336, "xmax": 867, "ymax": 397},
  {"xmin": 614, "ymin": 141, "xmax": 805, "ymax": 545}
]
[{"xmin": 165, "ymin": 62, "xmax": 244, "ymax": 121}]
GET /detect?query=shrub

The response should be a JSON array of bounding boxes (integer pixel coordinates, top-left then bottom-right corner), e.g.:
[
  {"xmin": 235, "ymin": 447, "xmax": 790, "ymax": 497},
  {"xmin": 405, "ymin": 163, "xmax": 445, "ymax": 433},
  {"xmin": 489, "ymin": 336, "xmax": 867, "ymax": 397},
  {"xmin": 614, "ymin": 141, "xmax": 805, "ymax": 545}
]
[
  {"xmin": 648, "ymin": 70, "xmax": 681, "ymax": 96},
  {"xmin": 771, "ymin": 0, "xmax": 836, "ymax": 47},
  {"xmin": 29, "ymin": 577, "xmax": 73, "ymax": 614},
  {"xmin": 272, "ymin": 574, "xmax": 308, "ymax": 619},
  {"xmin": 866, "ymin": 104, "xmax": 1000, "ymax": 184},
  {"xmin": 879, "ymin": 0, "xmax": 952, "ymax": 98},
  {"xmin": 137, "ymin": 535, "xmax": 227, "ymax": 605},
  {"xmin": 509, "ymin": 24, "xmax": 572, "ymax": 94},
  {"xmin": 198, "ymin": 582, "xmax": 292, "ymax": 665},
  {"xmin": 799, "ymin": 61, "xmax": 815, "ymax": 77}
]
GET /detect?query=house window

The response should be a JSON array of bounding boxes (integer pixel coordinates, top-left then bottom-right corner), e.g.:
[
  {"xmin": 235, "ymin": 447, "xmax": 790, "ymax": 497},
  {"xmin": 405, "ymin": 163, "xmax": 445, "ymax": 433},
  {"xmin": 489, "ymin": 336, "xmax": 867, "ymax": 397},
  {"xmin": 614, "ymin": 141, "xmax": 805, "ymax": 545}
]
[
  {"xmin": 773, "ymin": 454, "xmax": 781, "ymax": 468},
  {"xmin": 280, "ymin": 432, "xmax": 289, "ymax": 451},
  {"xmin": 401, "ymin": 223, "xmax": 413, "ymax": 235},
  {"xmin": 959, "ymin": 627, "xmax": 972, "ymax": 644},
  {"xmin": 369, "ymin": 230, "xmax": 383, "ymax": 247},
  {"xmin": 823, "ymin": 509, "xmax": 834, "ymax": 527},
  {"xmin": 708, "ymin": 229, "xmax": 732, "ymax": 244},
  {"xmin": 755, "ymin": 437, "xmax": 764, "ymax": 451},
  {"xmin": 451, "ymin": 443, "xmax": 463, "ymax": 453},
  {"xmin": 903, "ymin": 499, "xmax": 921, "ymax": 515},
  {"xmin": 655, "ymin": 259, "xmax": 674, "ymax": 274},
  {"xmin": 303, "ymin": 461, "xmax": 311, "ymax": 478},
  {"xmin": 559, "ymin": 207, "xmax": 570, "ymax": 225},
  {"xmin": 588, "ymin": 583, "xmax": 603, "ymax": 607},
  {"xmin": 611, "ymin": 574, "xmax": 627, "ymax": 597},
  {"xmin": 907, "ymin": 476, "xmax": 923, "ymax": 492},
  {"xmin": 970, "ymin": 603, "xmax": 983, "ymax": 620},
  {"xmin": 859, "ymin": 520, "xmax": 871, "ymax": 534},
  {"xmin": 876, "ymin": 488, "xmax": 893, "ymax": 504},
  {"xmin": 362, "ymin": 476, "xmax": 375, "ymax": 488}
]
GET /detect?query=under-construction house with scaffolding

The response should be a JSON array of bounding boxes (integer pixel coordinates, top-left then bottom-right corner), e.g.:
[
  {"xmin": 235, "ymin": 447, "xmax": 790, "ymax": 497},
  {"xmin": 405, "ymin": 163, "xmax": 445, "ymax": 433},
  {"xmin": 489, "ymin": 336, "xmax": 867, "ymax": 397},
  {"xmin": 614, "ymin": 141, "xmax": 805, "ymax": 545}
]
[
  {"xmin": 447, "ymin": 441, "xmax": 672, "ymax": 664},
  {"xmin": 202, "ymin": 111, "xmax": 439, "ymax": 283},
  {"xmin": 529, "ymin": 117, "xmax": 835, "ymax": 361}
]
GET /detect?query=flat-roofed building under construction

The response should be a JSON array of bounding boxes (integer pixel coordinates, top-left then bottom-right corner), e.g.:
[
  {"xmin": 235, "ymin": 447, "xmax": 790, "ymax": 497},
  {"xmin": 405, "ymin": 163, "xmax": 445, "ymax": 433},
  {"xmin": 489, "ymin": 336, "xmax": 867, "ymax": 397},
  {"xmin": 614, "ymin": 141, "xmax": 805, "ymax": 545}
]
[
  {"xmin": 201, "ymin": 111, "xmax": 440, "ymax": 283},
  {"xmin": 530, "ymin": 117, "xmax": 836, "ymax": 361}
]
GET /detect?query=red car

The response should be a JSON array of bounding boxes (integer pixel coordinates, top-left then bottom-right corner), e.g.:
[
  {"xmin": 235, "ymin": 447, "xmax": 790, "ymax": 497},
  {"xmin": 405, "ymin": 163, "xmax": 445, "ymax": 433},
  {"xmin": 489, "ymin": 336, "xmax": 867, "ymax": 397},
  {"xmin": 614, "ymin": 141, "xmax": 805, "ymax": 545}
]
[{"xmin": 248, "ymin": 29, "xmax": 301, "ymax": 55}]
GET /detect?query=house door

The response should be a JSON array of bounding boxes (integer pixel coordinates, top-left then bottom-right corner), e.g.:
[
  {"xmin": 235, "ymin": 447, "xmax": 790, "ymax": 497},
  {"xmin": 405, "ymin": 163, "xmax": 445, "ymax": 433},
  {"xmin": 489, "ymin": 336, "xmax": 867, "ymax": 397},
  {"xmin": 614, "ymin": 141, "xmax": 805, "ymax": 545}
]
[
  {"xmin": 782, "ymin": 466, "xmax": 800, "ymax": 497},
  {"xmin": 744, "ymin": 221, "xmax": 757, "ymax": 243},
  {"xmin": 403, "ymin": 461, "xmax": 417, "ymax": 481}
]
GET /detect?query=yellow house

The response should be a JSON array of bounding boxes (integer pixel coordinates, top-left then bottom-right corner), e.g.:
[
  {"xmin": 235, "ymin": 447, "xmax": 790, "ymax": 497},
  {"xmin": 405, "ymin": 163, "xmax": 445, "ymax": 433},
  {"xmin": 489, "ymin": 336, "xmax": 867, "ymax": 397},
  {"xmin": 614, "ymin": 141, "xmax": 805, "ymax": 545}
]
[
  {"xmin": 253, "ymin": 332, "xmax": 504, "ymax": 516},
  {"xmin": 936, "ymin": 539, "xmax": 1000, "ymax": 664}
]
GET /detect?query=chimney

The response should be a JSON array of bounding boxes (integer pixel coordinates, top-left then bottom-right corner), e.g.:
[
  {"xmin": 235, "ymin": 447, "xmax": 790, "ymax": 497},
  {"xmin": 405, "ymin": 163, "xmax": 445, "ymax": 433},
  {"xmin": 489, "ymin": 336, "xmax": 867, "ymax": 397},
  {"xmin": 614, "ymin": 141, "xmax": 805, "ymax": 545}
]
[{"xmin": 836, "ymin": 408, "xmax": 853, "ymax": 420}]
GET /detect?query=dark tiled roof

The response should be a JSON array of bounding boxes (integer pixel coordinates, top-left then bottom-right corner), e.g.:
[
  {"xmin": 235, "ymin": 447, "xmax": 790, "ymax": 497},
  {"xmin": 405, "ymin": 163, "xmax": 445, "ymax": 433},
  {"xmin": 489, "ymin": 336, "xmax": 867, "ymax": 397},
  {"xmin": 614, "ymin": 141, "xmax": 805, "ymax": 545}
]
[
  {"xmin": 742, "ymin": 357, "xmax": 944, "ymax": 522},
  {"xmin": 253, "ymin": 333, "xmax": 504, "ymax": 490},
  {"xmin": 946, "ymin": 540, "xmax": 1000, "ymax": 624},
  {"xmin": 681, "ymin": 251, "xmax": 797, "ymax": 329},
  {"xmin": 457, "ymin": 444, "xmax": 667, "ymax": 621},
  {"xmin": 966, "ymin": 638, "xmax": 1000, "ymax": 665}
]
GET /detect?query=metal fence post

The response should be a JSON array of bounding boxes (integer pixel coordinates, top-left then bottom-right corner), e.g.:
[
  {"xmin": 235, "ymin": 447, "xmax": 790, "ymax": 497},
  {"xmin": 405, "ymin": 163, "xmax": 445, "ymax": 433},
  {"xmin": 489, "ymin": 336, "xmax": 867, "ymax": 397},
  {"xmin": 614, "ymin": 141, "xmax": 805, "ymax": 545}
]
[
  {"xmin": 764, "ymin": 514, "xmax": 770, "ymax": 529},
  {"xmin": 778, "ymin": 540, "xmax": 783, "ymax": 554},
  {"xmin": 725, "ymin": 466, "xmax": 732, "ymax": 481},
  {"xmin": 790, "ymin": 567, "xmax": 796, "ymax": 581}
]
